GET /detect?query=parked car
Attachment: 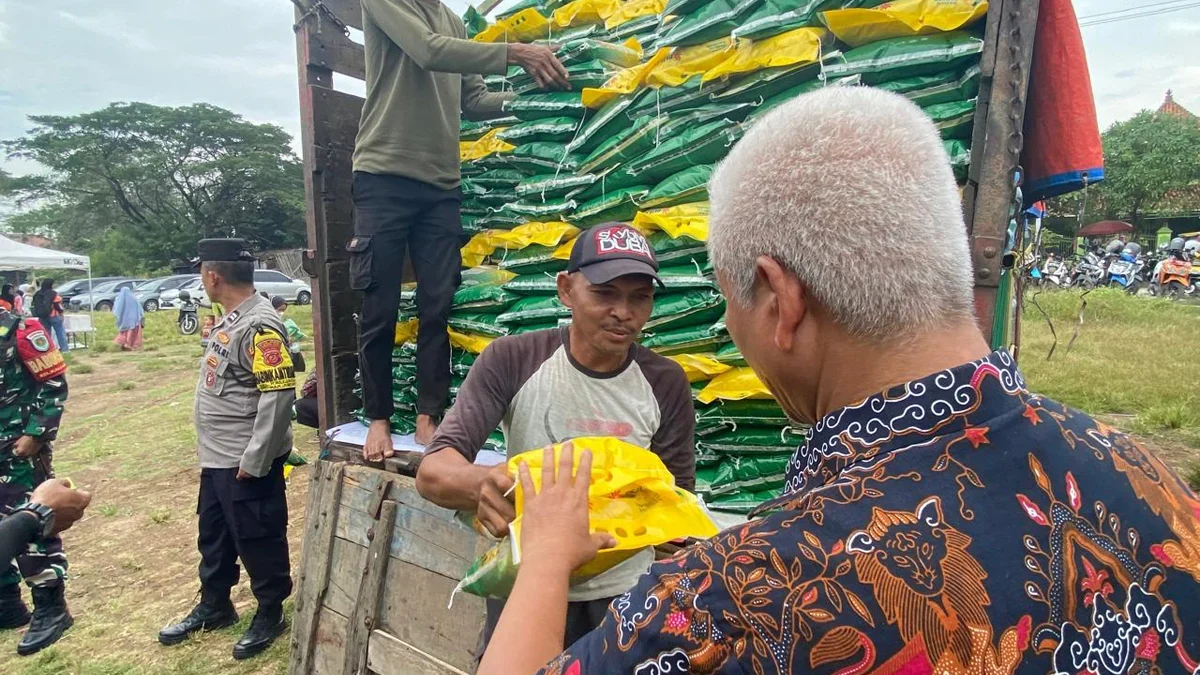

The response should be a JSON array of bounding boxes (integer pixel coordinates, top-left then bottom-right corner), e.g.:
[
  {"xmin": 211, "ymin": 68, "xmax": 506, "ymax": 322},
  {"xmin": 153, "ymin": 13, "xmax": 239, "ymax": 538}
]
[
  {"xmin": 133, "ymin": 275, "xmax": 198, "ymax": 312},
  {"xmin": 56, "ymin": 277, "xmax": 125, "ymax": 303},
  {"xmin": 69, "ymin": 279, "xmax": 144, "ymax": 311},
  {"xmin": 160, "ymin": 277, "xmax": 205, "ymax": 308},
  {"xmin": 253, "ymin": 269, "xmax": 311, "ymax": 304}
]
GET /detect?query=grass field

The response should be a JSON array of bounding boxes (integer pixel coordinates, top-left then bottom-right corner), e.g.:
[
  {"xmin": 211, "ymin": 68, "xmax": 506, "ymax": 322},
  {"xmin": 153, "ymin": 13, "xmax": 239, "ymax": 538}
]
[{"xmin": 0, "ymin": 289, "xmax": 1196, "ymax": 673}]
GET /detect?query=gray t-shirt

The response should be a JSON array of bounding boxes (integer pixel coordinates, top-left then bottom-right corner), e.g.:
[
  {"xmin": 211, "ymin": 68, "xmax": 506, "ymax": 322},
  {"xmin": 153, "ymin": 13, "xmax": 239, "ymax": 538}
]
[{"xmin": 428, "ymin": 327, "xmax": 695, "ymax": 601}]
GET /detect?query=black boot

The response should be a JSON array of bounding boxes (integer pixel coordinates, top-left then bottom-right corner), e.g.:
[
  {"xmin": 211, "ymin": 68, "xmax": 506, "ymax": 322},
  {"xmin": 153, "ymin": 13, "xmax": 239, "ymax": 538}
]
[
  {"xmin": 158, "ymin": 592, "xmax": 238, "ymax": 646},
  {"xmin": 232, "ymin": 605, "xmax": 285, "ymax": 660},
  {"xmin": 0, "ymin": 584, "xmax": 30, "ymax": 630},
  {"xmin": 17, "ymin": 584, "xmax": 72, "ymax": 656}
]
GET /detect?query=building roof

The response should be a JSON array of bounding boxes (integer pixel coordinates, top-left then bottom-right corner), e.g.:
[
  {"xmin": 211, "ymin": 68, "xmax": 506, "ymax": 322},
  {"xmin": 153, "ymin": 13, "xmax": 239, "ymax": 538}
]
[{"xmin": 1158, "ymin": 90, "xmax": 1197, "ymax": 119}]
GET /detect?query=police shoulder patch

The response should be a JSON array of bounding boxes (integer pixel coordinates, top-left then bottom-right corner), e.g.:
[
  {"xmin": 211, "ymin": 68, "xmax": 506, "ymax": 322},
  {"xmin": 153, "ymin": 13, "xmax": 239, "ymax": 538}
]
[{"xmin": 252, "ymin": 328, "xmax": 295, "ymax": 392}]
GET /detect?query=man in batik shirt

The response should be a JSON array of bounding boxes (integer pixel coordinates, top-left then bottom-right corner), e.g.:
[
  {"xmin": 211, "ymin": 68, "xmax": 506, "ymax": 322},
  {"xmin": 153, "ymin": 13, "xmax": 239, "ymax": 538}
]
[{"xmin": 474, "ymin": 87, "xmax": 1200, "ymax": 675}]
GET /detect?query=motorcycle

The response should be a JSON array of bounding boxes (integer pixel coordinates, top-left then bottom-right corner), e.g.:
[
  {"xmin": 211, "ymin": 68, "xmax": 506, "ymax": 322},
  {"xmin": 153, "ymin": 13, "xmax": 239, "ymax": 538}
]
[
  {"xmin": 177, "ymin": 290, "xmax": 199, "ymax": 335},
  {"xmin": 1151, "ymin": 238, "xmax": 1196, "ymax": 299},
  {"xmin": 1038, "ymin": 253, "xmax": 1071, "ymax": 288},
  {"xmin": 1068, "ymin": 247, "xmax": 1107, "ymax": 288},
  {"xmin": 1106, "ymin": 243, "xmax": 1144, "ymax": 295}
]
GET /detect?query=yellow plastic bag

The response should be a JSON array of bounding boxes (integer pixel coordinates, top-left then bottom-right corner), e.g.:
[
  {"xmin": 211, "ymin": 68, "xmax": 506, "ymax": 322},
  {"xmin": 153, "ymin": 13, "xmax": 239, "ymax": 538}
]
[
  {"xmin": 697, "ymin": 366, "xmax": 774, "ymax": 403},
  {"xmin": 605, "ymin": 0, "xmax": 666, "ymax": 29},
  {"xmin": 703, "ymin": 27, "xmax": 828, "ymax": 81},
  {"xmin": 474, "ymin": 8, "xmax": 553, "ymax": 43},
  {"xmin": 553, "ymin": 0, "xmax": 620, "ymax": 28},
  {"xmin": 669, "ymin": 353, "xmax": 733, "ymax": 383},
  {"xmin": 460, "ymin": 129, "xmax": 515, "ymax": 162},
  {"xmin": 494, "ymin": 221, "xmax": 580, "ymax": 249},
  {"xmin": 822, "ymin": 0, "xmax": 988, "ymax": 48},
  {"xmin": 455, "ymin": 438, "xmax": 719, "ymax": 599},
  {"xmin": 632, "ymin": 203, "xmax": 710, "ymax": 241},
  {"xmin": 461, "ymin": 229, "xmax": 507, "ymax": 267},
  {"xmin": 394, "ymin": 317, "xmax": 419, "ymax": 346},
  {"xmin": 448, "ymin": 328, "xmax": 495, "ymax": 354},
  {"xmin": 647, "ymin": 38, "xmax": 736, "ymax": 88},
  {"xmin": 582, "ymin": 46, "xmax": 671, "ymax": 108}
]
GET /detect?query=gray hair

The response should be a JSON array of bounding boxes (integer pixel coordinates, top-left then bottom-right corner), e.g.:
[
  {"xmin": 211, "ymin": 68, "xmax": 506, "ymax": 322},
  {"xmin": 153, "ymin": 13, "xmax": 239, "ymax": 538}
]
[{"xmin": 708, "ymin": 86, "xmax": 975, "ymax": 342}]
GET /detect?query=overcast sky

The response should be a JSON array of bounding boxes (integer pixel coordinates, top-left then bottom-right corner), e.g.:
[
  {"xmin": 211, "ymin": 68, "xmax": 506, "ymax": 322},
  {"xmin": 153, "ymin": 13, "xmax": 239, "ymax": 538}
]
[{"xmin": 1, "ymin": 0, "xmax": 1198, "ymax": 177}]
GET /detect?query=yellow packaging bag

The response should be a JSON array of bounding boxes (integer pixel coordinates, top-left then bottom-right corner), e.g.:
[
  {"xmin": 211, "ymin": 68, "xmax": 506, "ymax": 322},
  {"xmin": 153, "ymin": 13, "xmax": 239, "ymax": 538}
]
[
  {"xmin": 494, "ymin": 221, "xmax": 580, "ymax": 249},
  {"xmin": 646, "ymin": 37, "xmax": 736, "ymax": 88},
  {"xmin": 703, "ymin": 27, "xmax": 828, "ymax": 81},
  {"xmin": 669, "ymin": 353, "xmax": 733, "ymax": 383},
  {"xmin": 822, "ymin": 0, "xmax": 988, "ymax": 48},
  {"xmin": 582, "ymin": 46, "xmax": 671, "ymax": 108},
  {"xmin": 460, "ymin": 129, "xmax": 516, "ymax": 162},
  {"xmin": 605, "ymin": 0, "xmax": 666, "ymax": 29},
  {"xmin": 474, "ymin": 8, "xmax": 552, "ymax": 43},
  {"xmin": 455, "ymin": 438, "xmax": 719, "ymax": 600},
  {"xmin": 448, "ymin": 328, "xmax": 495, "ymax": 354},
  {"xmin": 553, "ymin": 0, "xmax": 620, "ymax": 28},
  {"xmin": 632, "ymin": 203, "xmax": 710, "ymax": 241},
  {"xmin": 394, "ymin": 317, "xmax": 419, "ymax": 346},
  {"xmin": 697, "ymin": 366, "xmax": 774, "ymax": 403},
  {"xmin": 461, "ymin": 230, "xmax": 508, "ymax": 268}
]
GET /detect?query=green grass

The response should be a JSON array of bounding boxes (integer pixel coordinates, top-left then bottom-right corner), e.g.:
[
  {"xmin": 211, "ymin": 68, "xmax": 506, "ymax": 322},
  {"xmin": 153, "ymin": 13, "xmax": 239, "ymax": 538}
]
[{"xmin": 1020, "ymin": 288, "xmax": 1200, "ymax": 476}]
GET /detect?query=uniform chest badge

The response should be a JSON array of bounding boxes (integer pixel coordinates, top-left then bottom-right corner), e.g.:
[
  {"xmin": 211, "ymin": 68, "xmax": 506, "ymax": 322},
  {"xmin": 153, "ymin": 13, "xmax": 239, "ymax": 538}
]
[
  {"xmin": 216, "ymin": 331, "xmax": 230, "ymax": 345},
  {"xmin": 205, "ymin": 371, "xmax": 217, "ymax": 388},
  {"xmin": 27, "ymin": 329, "xmax": 51, "ymax": 353},
  {"xmin": 205, "ymin": 355, "xmax": 219, "ymax": 368}
]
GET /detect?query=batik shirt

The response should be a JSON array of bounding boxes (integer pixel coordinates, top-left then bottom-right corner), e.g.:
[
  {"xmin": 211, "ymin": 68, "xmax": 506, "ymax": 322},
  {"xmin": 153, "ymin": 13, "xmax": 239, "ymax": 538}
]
[{"xmin": 539, "ymin": 350, "xmax": 1200, "ymax": 675}]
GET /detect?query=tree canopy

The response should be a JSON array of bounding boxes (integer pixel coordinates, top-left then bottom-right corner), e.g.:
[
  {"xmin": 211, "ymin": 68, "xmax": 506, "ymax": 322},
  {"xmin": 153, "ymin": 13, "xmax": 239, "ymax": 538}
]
[
  {"xmin": 0, "ymin": 102, "xmax": 305, "ymax": 274},
  {"xmin": 1052, "ymin": 109, "xmax": 1200, "ymax": 229}
]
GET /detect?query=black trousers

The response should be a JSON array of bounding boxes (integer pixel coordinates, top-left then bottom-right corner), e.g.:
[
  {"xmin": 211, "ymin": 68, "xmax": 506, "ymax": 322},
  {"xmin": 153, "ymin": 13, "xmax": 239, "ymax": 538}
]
[
  {"xmin": 197, "ymin": 454, "xmax": 292, "ymax": 609},
  {"xmin": 294, "ymin": 396, "xmax": 319, "ymax": 429},
  {"xmin": 479, "ymin": 597, "xmax": 612, "ymax": 662},
  {"xmin": 350, "ymin": 171, "xmax": 462, "ymax": 421}
]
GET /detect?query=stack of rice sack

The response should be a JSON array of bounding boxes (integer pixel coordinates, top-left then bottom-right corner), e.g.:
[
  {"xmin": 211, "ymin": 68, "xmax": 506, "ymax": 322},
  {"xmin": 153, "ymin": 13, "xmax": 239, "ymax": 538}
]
[{"xmin": 374, "ymin": 0, "xmax": 989, "ymax": 509}]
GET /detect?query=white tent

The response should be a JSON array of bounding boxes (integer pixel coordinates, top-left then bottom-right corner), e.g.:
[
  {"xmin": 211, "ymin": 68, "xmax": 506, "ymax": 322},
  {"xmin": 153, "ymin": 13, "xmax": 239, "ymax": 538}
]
[{"xmin": 0, "ymin": 233, "xmax": 90, "ymax": 271}]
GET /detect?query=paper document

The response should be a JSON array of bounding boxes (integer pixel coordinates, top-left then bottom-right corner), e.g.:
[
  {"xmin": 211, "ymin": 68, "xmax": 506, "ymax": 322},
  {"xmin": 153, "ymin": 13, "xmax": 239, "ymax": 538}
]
[{"xmin": 325, "ymin": 421, "xmax": 505, "ymax": 466}]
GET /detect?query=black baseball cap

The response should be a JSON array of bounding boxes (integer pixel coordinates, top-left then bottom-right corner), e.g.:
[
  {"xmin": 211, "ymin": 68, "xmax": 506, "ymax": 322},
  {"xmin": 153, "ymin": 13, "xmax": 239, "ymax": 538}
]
[
  {"xmin": 567, "ymin": 223, "xmax": 662, "ymax": 287},
  {"xmin": 197, "ymin": 238, "xmax": 256, "ymax": 264}
]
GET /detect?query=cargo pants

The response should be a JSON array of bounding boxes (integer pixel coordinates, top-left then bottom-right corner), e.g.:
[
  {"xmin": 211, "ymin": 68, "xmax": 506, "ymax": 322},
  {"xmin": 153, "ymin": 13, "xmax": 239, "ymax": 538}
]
[{"xmin": 0, "ymin": 444, "xmax": 66, "ymax": 588}]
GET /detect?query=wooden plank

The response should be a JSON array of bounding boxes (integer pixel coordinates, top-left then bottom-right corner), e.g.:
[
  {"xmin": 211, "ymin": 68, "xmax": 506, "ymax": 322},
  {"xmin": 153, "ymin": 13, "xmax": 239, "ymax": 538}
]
[
  {"xmin": 312, "ymin": 606, "xmax": 351, "ymax": 675},
  {"xmin": 315, "ymin": 0, "xmax": 365, "ymax": 31},
  {"xmin": 376, "ymin": 557, "xmax": 485, "ymax": 672},
  {"xmin": 343, "ymin": 500, "xmax": 398, "ymax": 675},
  {"xmin": 324, "ymin": 536, "xmax": 368, "ymax": 619},
  {"xmin": 313, "ymin": 146, "xmax": 355, "ymax": 261},
  {"xmin": 289, "ymin": 461, "xmax": 346, "ymax": 675},
  {"xmin": 368, "ymin": 630, "xmax": 468, "ymax": 675},
  {"xmin": 312, "ymin": 87, "xmax": 364, "ymax": 152},
  {"xmin": 307, "ymin": 27, "xmax": 365, "ymax": 81},
  {"xmin": 336, "ymin": 501, "xmax": 478, "ymax": 579}
]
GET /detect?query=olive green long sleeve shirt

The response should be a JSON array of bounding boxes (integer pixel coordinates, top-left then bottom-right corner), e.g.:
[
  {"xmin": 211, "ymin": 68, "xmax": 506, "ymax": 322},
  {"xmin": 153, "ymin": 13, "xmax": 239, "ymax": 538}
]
[{"xmin": 353, "ymin": 0, "xmax": 515, "ymax": 189}]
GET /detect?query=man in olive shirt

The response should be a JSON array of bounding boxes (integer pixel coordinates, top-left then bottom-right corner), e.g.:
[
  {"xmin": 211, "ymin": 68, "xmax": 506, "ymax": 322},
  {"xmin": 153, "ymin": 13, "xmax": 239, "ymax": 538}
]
[{"xmin": 352, "ymin": 0, "xmax": 568, "ymax": 456}]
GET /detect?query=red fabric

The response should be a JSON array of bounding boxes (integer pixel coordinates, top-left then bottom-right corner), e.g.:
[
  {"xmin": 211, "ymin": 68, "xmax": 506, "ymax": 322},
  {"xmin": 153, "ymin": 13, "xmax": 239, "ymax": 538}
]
[
  {"xmin": 16, "ymin": 318, "xmax": 67, "ymax": 382},
  {"xmin": 114, "ymin": 325, "xmax": 144, "ymax": 350},
  {"xmin": 1021, "ymin": 0, "xmax": 1104, "ymax": 202}
]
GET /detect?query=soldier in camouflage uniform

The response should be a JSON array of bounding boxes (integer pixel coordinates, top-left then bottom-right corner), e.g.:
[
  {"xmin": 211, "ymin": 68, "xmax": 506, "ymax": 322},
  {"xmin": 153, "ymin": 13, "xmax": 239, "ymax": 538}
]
[{"xmin": 0, "ymin": 306, "xmax": 71, "ymax": 656}]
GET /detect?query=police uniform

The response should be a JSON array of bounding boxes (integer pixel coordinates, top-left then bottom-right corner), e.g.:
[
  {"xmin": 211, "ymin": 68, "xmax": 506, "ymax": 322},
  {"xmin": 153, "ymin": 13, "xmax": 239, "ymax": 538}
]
[
  {"xmin": 162, "ymin": 239, "xmax": 297, "ymax": 659},
  {"xmin": 0, "ymin": 307, "xmax": 72, "ymax": 655}
]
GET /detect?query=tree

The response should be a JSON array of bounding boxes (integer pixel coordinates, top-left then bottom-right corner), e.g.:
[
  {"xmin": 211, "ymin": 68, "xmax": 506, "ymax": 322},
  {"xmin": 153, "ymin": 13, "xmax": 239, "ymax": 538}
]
[
  {"xmin": 1051, "ymin": 110, "xmax": 1200, "ymax": 228},
  {"xmin": 1, "ymin": 102, "xmax": 305, "ymax": 270}
]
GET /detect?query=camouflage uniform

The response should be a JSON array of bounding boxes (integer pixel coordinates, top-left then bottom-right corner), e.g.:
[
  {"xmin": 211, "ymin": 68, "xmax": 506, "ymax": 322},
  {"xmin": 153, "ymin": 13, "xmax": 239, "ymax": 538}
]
[{"xmin": 0, "ymin": 309, "xmax": 69, "ymax": 589}]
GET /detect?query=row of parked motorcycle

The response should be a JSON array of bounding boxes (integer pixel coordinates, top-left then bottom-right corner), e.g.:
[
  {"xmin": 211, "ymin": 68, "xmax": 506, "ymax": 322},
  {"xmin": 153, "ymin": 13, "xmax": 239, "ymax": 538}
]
[{"xmin": 1029, "ymin": 237, "xmax": 1200, "ymax": 299}]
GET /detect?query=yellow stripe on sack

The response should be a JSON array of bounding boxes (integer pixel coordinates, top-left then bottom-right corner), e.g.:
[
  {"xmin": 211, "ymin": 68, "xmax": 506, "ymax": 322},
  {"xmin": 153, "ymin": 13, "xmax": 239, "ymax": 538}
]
[
  {"xmin": 822, "ymin": 0, "xmax": 988, "ymax": 48},
  {"xmin": 697, "ymin": 366, "xmax": 774, "ymax": 403},
  {"xmin": 668, "ymin": 353, "xmax": 733, "ymax": 383},
  {"xmin": 703, "ymin": 27, "xmax": 828, "ymax": 82},
  {"xmin": 632, "ymin": 203, "xmax": 710, "ymax": 241}
]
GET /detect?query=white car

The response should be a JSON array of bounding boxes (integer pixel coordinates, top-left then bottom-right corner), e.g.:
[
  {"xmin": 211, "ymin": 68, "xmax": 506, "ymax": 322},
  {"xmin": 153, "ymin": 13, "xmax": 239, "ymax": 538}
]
[
  {"xmin": 159, "ymin": 277, "xmax": 205, "ymax": 308},
  {"xmin": 253, "ymin": 269, "xmax": 312, "ymax": 305}
]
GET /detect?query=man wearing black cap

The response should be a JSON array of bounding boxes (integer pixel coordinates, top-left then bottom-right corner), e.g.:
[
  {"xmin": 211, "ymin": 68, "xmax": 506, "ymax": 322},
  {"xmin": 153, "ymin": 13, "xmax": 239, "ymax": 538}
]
[
  {"xmin": 415, "ymin": 223, "xmax": 696, "ymax": 653},
  {"xmin": 159, "ymin": 239, "xmax": 296, "ymax": 660}
]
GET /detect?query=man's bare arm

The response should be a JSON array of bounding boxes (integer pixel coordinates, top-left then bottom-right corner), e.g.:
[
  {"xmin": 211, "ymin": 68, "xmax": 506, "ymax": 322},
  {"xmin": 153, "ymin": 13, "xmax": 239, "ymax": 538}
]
[{"xmin": 417, "ymin": 449, "xmax": 516, "ymax": 537}]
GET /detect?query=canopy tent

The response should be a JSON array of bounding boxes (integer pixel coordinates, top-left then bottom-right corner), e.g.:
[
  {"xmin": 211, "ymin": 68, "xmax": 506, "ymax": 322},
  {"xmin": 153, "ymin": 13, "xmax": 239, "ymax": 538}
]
[
  {"xmin": 0, "ymin": 234, "xmax": 90, "ymax": 271},
  {"xmin": 1077, "ymin": 220, "xmax": 1133, "ymax": 238}
]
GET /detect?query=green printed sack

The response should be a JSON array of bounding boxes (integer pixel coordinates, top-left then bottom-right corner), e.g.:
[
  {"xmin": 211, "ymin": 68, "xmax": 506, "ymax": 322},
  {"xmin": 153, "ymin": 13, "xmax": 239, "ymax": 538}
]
[
  {"xmin": 649, "ymin": 231, "xmax": 708, "ymax": 266},
  {"xmin": 463, "ymin": 5, "xmax": 490, "ymax": 38},
  {"xmin": 461, "ymin": 116, "xmax": 521, "ymax": 141},
  {"xmin": 645, "ymin": 289, "xmax": 725, "ymax": 331},
  {"xmin": 639, "ymin": 165, "xmax": 713, "ymax": 209},
  {"xmin": 497, "ymin": 295, "xmax": 570, "ymax": 324},
  {"xmin": 701, "ymin": 425, "xmax": 807, "ymax": 449},
  {"xmin": 656, "ymin": 264, "xmax": 717, "ymax": 290},
  {"xmin": 476, "ymin": 189, "xmax": 520, "ymax": 207},
  {"xmin": 608, "ymin": 13, "xmax": 663, "ymax": 41},
  {"xmin": 495, "ymin": 243, "xmax": 570, "ymax": 275},
  {"xmin": 504, "ymin": 273, "xmax": 565, "ymax": 295},
  {"xmin": 714, "ymin": 58, "xmax": 826, "ymax": 105},
  {"xmin": 568, "ymin": 95, "xmax": 638, "ymax": 154},
  {"xmin": 642, "ymin": 321, "xmax": 730, "ymax": 355},
  {"xmin": 659, "ymin": 0, "xmax": 763, "ymax": 47},
  {"xmin": 697, "ymin": 399, "xmax": 792, "ymax": 427},
  {"xmin": 569, "ymin": 186, "xmax": 649, "ymax": 226},
  {"xmin": 628, "ymin": 76, "xmax": 727, "ymax": 116},
  {"xmin": 626, "ymin": 119, "xmax": 744, "ymax": 184},
  {"xmin": 945, "ymin": 139, "xmax": 970, "ymax": 182},
  {"xmin": 876, "ymin": 64, "xmax": 981, "ymax": 108},
  {"xmin": 924, "ymin": 98, "xmax": 976, "ymax": 139},
  {"xmin": 664, "ymin": 0, "xmax": 715, "ymax": 18},
  {"xmin": 474, "ymin": 212, "xmax": 527, "ymax": 230},
  {"xmin": 450, "ymin": 351, "xmax": 479, "ymax": 377},
  {"xmin": 658, "ymin": 102, "xmax": 760, "ymax": 137},
  {"xmin": 448, "ymin": 312, "xmax": 510, "ymax": 338},
  {"xmin": 452, "ymin": 282, "xmax": 519, "ymax": 313},
  {"xmin": 509, "ymin": 320, "xmax": 561, "ymax": 335},
  {"xmin": 516, "ymin": 173, "xmax": 600, "ymax": 200},
  {"xmin": 503, "ymin": 92, "xmax": 588, "ymax": 121},
  {"xmin": 579, "ymin": 115, "xmax": 668, "ymax": 174},
  {"xmin": 461, "ymin": 200, "xmax": 491, "ymax": 217},
  {"xmin": 571, "ymin": 165, "xmax": 646, "ymax": 202},
  {"xmin": 500, "ymin": 198, "xmax": 578, "ymax": 219},
  {"xmin": 824, "ymin": 32, "xmax": 985, "ymax": 84},
  {"xmin": 557, "ymin": 39, "xmax": 642, "ymax": 68},
  {"xmin": 704, "ymin": 454, "xmax": 792, "ymax": 496},
  {"xmin": 472, "ymin": 169, "xmax": 527, "ymax": 189},
  {"xmin": 497, "ymin": 116, "xmax": 582, "ymax": 144},
  {"xmin": 744, "ymin": 74, "xmax": 861, "ymax": 124},
  {"xmin": 500, "ymin": 142, "xmax": 585, "ymax": 175},
  {"xmin": 706, "ymin": 486, "xmax": 782, "ymax": 514},
  {"xmin": 713, "ymin": 341, "xmax": 747, "ymax": 366}
]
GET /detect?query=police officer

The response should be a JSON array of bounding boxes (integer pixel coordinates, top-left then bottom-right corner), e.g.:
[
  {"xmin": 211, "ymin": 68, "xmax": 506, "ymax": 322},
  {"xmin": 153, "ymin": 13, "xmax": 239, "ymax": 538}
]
[
  {"xmin": 0, "ymin": 305, "xmax": 71, "ymax": 656},
  {"xmin": 158, "ymin": 239, "xmax": 297, "ymax": 660}
]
